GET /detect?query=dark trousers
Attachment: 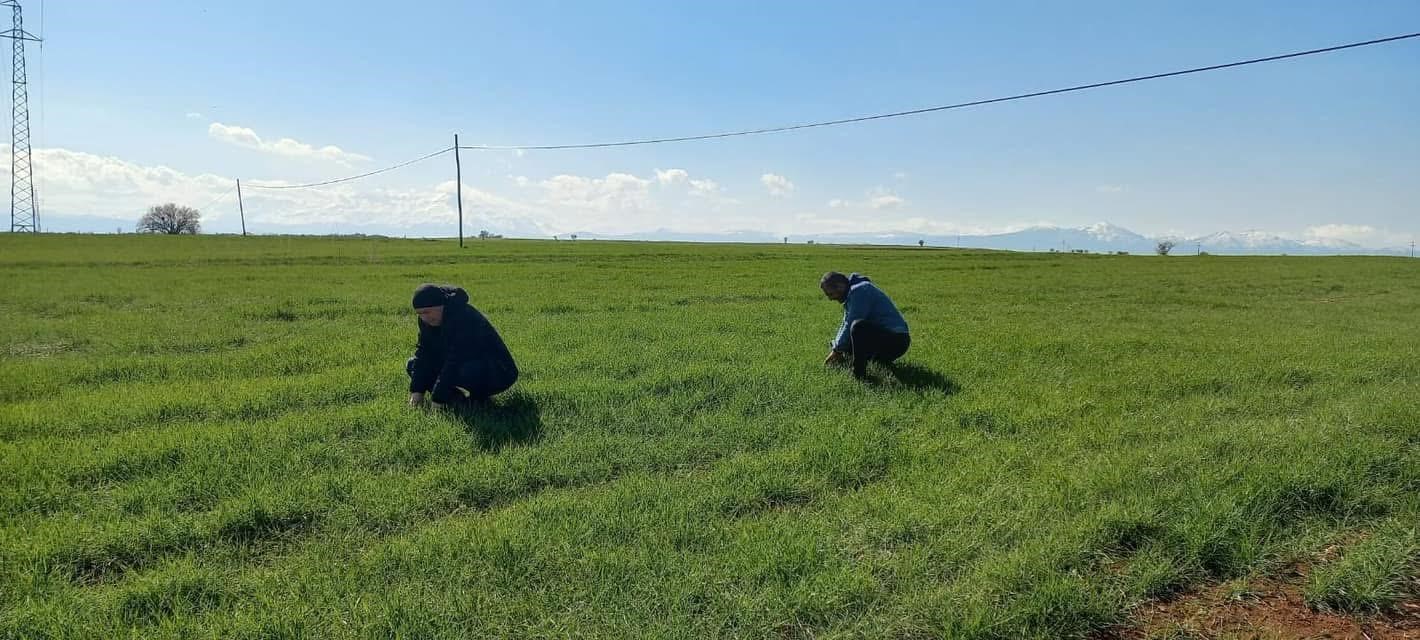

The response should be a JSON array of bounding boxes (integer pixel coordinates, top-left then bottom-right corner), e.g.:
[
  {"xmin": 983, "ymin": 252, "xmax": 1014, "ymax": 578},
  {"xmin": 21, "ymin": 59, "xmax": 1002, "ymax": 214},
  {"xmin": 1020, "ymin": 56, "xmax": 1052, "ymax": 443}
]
[
  {"xmin": 845, "ymin": 320, "xmax": 910, "ymax": 378},
  {"xmin": 407, "ymin": 356, "xmax": 518, "ymax": 404}
]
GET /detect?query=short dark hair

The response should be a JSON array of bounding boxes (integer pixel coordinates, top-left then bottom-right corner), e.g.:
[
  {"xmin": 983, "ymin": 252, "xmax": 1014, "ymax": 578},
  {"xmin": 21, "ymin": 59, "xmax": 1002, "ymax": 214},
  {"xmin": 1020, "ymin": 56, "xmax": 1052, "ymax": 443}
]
[{"xmin": 820, "ymin": 271, "xmax": 848, "ymax": 288}]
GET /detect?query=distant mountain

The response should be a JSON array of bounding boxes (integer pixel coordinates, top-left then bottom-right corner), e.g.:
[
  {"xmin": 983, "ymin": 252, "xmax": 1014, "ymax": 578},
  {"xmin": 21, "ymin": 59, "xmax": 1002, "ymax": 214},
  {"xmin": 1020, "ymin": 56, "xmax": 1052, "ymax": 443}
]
[
  {"xmin": 963, "ymin": 223, "xmax": 1156, "ymax": 254},
  {"xmin": 569, "ymin": 223, "xmax": 1409, "ymax": 256},
  {"xmin": 569, "ymin": 229, "xmax": 780, "ymax": 244},
  {"xmin": 1192, "ymin": 230, "xmax": 1304, "ymax": 253},
  {"xmin": 38, "ymin": 213, "xmax": 1411, "ymax": 256},
  {"xmin": 1302, "ymin": 237, "xmax": 1364, "ymax": 250},
  {"xmin": 771, "ymin": 222, "xmax": 1156, "ymax": 254},
  {"xmin": 1188, "ymin": 230, "xmax": 1407, "ymax": 255}
]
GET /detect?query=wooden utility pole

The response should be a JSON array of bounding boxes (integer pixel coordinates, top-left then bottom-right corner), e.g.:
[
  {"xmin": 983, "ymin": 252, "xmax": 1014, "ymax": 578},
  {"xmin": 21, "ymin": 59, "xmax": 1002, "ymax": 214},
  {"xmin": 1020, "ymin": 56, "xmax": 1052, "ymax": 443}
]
[
  {"xmin": 236, "ymin": 179, "xmax": 247, "ymax": 236},
  {"xmin": 454, "ymin": 134, "xmax": 463, "ymax": 248}
]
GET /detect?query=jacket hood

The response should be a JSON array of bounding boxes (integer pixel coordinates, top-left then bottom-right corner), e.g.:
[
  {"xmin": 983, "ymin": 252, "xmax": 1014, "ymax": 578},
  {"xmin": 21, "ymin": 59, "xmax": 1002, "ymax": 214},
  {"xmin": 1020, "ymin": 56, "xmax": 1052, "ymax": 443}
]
[
  {"xmin": 412, "ymin": 285, "xmax": 470, "ymax": 329},
  {"xmin": 442, "ymin": 286, "xmax": 469, "ymax": 307},
  {"xmin": 413, "ymin": 284, "xmax": 469, "ymax": 308}
]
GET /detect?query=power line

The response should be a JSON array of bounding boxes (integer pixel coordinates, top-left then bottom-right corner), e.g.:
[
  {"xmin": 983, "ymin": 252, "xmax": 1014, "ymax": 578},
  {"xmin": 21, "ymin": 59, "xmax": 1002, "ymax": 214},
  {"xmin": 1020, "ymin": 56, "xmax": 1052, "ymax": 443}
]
[
  {"xmin": 244, "ymin": 146, "xmax": 453, "ymax": 190},
  {"xmin": 195, "ymin": 186, "xmax": 234, "ymax": 212},
  {"xmin": 458, "ymin": 32, "xmax": 1420, "ymax": 151}
]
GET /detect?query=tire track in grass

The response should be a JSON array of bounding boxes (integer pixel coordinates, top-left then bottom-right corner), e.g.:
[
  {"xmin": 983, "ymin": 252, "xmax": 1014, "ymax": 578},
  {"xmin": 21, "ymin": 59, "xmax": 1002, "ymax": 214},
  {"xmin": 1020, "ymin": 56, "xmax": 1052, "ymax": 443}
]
[
  {"xmin": 14, "ymin": 420, "xmax": 914, "ymax": 636},
  {"xmin": 0, "ymin": 368, "xmax": 387, "ymax": 442},
  {"xmin": 17, "ymin": 377, "xmax": 829, "ymax": 588}
]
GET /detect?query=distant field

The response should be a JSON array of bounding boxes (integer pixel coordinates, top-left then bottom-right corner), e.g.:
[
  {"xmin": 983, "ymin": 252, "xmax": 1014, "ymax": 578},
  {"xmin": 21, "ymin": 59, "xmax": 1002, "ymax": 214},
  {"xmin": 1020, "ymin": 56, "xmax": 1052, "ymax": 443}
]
[{"xmin": 1, "ymin": 234, "xmax": 1417, "ymax": 639}]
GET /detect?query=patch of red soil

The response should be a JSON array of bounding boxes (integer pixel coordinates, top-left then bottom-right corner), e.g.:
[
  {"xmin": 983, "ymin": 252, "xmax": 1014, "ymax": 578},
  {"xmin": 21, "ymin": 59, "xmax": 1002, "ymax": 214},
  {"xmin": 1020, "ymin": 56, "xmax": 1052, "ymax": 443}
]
[{"xmin": 1099, "ymin": 563, "xmax": 1420, "ymax": 640}]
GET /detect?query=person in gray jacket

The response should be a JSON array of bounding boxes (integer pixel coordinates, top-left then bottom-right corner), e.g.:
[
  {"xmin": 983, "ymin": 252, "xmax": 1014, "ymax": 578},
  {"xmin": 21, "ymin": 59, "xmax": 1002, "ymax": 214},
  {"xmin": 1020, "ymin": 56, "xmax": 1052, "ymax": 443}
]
[{"xmin": 820, "ymin": 271, "xmax": 910, "ymax": 379}]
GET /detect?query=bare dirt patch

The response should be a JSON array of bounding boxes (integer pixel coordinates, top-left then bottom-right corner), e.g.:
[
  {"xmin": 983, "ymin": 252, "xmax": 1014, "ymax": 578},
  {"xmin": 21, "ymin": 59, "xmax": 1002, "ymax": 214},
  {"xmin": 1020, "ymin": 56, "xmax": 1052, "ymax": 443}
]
[{"xmin": 1099, "ymin": 560, "xmax": 1420, "ymax": 639}]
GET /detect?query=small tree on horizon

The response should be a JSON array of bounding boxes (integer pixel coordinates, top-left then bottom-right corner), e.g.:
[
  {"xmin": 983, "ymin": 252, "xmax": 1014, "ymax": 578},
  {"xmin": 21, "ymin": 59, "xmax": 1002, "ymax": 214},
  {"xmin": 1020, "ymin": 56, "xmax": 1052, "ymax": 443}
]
[
  {"xmin": 138, "ymin": 203, "xmax": 201, "ymax": 235},
  {"xmin": 1156, "ymin": 240, "xmax": 1176, "ymax": 256}
]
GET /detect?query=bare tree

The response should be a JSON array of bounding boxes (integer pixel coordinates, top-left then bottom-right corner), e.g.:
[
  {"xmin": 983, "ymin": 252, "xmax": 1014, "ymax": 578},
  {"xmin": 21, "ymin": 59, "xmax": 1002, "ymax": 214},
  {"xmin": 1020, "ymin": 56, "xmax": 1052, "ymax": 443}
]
[
  {"xmin": 1155, "ymin": 240, "xmax": 1176, "ymax": 256},
  {"xmin": 138, "ymin": 203, "xmax": 202, "ymax": 235}
]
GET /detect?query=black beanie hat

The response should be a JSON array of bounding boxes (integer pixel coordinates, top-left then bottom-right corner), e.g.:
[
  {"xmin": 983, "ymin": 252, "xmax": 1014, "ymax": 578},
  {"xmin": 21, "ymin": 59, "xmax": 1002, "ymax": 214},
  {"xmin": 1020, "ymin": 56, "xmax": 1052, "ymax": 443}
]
[{"xmin": 411, "ymin": 284, "xmax": 447, "ymax": 309}]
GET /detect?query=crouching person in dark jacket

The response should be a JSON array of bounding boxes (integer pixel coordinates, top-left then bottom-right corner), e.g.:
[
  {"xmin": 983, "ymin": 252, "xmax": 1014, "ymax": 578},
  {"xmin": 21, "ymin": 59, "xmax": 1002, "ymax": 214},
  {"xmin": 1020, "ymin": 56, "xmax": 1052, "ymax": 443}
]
[
  {"xmin": 821, "ymin": 271, "xmax": 910, "ymax": 380},
  {"xmin": 407, "ymin": 283, "xmax": 518, "ymax": 409}
]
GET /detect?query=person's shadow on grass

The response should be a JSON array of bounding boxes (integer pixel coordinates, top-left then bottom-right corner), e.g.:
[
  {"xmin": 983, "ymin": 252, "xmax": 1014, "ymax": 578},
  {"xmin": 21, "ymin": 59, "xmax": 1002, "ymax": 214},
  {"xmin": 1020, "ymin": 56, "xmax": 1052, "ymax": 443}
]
[
  {"xmin": 451, "ymin": 392, "xmax": 543, "ymax": 451},
  {"xmin": 876, "ymin": 362, "xmax": 961, "ymax": 395}
]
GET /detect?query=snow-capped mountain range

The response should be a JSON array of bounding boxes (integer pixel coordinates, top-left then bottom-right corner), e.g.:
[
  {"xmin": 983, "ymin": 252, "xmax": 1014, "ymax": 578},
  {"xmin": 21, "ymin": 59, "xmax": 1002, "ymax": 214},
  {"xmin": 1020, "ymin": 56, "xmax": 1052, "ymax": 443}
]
[{"xmin": 576, "ymin": 223, "xmax": 1411, "ymax": 256}]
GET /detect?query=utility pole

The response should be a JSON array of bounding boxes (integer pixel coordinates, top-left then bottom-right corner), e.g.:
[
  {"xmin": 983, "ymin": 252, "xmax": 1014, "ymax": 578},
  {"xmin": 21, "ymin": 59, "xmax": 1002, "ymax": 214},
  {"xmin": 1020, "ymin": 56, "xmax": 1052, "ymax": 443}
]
[
  {"xmin": 454, "ymin": 134, "xmax": 463, "ymax": 248},
  {"xmin": 236, "ymin": 179, "xmax": 247, "ymax": 236},
  {"xmin": 1411, "ymin": 241, "xmax": 1415, "ymax": 258},
  {"xmin": 2, "ymin": 0, "xmax": 39, "ymax": 233}
]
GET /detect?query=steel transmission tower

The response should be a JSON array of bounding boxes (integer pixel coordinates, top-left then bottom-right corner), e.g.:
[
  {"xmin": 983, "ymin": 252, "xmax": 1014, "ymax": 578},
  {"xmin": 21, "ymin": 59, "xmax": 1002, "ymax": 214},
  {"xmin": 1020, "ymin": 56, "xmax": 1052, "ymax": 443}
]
[{"xmin": 1, "ymin": 0, "xmax": 38, "ymax": 233}]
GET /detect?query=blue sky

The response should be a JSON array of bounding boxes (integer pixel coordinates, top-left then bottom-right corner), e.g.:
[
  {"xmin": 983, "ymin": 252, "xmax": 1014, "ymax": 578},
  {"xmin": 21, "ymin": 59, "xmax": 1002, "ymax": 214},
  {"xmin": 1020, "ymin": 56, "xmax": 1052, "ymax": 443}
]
[{"xmin": 22, "ymin": 1, "xmax": 1420, "ymax": 245}]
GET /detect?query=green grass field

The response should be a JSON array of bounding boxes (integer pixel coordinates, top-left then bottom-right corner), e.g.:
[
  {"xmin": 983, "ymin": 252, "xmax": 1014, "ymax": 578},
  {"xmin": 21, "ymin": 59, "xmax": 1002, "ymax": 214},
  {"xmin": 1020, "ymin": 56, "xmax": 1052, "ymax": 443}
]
[{"xmin": 2, "ymin": 234, "xmax": 1417, "ymax": 639}]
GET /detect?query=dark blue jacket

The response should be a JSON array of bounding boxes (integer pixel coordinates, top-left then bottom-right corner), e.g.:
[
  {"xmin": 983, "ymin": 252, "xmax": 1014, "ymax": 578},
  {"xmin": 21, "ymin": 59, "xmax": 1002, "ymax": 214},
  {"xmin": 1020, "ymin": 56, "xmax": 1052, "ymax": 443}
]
[
  {"xmin": 409, "ymin": 286, "xmax": 517, "ymax": 399},
  {"xmin": 832, "ymin": 273, "xmax": 910, "ymax": 352}
]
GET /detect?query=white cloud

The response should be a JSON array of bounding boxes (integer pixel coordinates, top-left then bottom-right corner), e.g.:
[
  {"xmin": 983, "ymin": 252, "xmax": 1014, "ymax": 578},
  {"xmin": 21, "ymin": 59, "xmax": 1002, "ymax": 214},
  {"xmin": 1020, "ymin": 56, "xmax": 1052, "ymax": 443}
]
[
  {"xmin": 897, "ymin": 217, "xmax": 966, "ymax": 234},
  {"xmin": 18, "ymin": 145, "xmax": 548, "ymax": 234},
  {"xmin": 523, "ymin": 169, "xmax": 750, "ymax": 231},
  {"xmin": 1302, "ymin": 223, "xmax": 1410, "ymax": 247},
  {"xmin": 1305, "ymin": 223, "xmax": 1375, "ymax": 242},
  {"xmin": 27, "ymin": 147, "xmax": 231, "ymax": 223},
  {"xmin": 792, "ymin": 211, "xmax": 994, "ymax": 236},
  {"xmin": 539, "ymin": 172, "xmax": 653, "ymax": 213},
  {"xmin": 652, "ymin": 168, "xmax": 728, "ymax": 201},
  {"xmin": 24, "ymin": 147, "xmax": 1005, "ymax": 239},
  {"xmin": 828, "ymin": 187, "xmax": 906, "ymax": 210},
  {"xmin": 760, "ymin": 173, "xmax": 795, "ymax": 197},
  {"xmin": 655, "ymin": 168, "xmax": 689, "ymax": 185},
  {"xmin": 1095, "ymin": 185, "xmax": 1125, "ymax": 194},
  {"xmin": 869, "ymin": 193, "xmax": 904, "ymax": 210},
  {"xmin": 185, "ymin": 112, "xmax": 204, "ymax": 120},
  {"xmin": 207, "ymin": 122, "xmax": 371, "ymax": 165},
  {"xmin": 437, "ymin": 181, "xmax": 547, "ymax": 235},
  {"xmin": 688, "ymin": 178, "xmax": 721, "ymax": 198}
]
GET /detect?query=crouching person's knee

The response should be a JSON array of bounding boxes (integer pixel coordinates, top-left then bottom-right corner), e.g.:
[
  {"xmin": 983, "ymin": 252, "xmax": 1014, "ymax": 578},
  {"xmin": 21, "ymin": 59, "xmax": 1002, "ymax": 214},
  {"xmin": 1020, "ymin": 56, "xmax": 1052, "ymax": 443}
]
[
  {"xmin": 499, "ymin": 367, "xmax": 519, "ymax": 396},
  {"xmin": 485, "ymin": 361, "xmax": 518, "ymax": 398}
]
